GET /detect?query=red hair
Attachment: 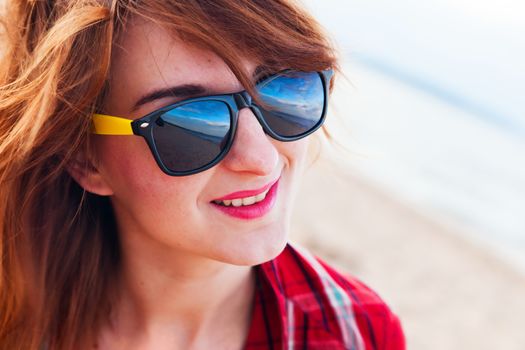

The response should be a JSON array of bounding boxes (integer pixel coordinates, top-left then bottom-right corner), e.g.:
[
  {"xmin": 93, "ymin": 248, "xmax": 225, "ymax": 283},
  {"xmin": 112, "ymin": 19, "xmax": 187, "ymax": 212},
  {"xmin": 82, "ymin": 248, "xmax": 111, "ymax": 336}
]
[{"xmin": 0, "ymin": 1, "xmax": 338, "ymax": 348}]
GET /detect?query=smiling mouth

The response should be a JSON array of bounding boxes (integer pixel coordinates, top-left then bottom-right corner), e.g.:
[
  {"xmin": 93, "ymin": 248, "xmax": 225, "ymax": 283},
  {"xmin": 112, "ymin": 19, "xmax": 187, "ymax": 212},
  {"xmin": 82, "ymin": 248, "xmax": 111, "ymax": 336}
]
[
  {"xmin": 210, "ymin": 177, "xmax": 280, "ymax": 206},
  {"xmin": 212, "ymin": 186, "xmax": 271, "ymax": 207},
  {"xmin": 210, "ymin": 178, "xmax": 280, "ymax": 219}
]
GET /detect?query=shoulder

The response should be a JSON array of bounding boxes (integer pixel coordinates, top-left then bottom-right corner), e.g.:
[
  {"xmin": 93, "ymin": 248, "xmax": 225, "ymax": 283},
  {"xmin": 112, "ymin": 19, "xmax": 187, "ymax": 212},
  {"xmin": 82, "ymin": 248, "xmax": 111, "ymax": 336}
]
[{"xmin": 268, "ymin": 243, "xmax": 406, "ymax": 350}]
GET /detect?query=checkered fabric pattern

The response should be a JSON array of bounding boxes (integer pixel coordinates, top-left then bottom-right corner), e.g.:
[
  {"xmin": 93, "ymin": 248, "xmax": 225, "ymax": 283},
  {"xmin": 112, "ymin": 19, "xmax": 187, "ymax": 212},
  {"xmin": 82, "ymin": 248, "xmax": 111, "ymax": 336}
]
[{"xmin": 244, "ymin": 243, "xmax": 406, "ymax": 350}]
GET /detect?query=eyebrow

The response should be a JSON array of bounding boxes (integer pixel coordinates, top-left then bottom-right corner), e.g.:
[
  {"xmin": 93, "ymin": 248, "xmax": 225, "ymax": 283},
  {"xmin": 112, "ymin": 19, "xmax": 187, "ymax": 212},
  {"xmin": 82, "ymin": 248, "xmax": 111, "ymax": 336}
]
[
  {"xmin": 131, "ymin": 65, "xmax": 268, "ymax": 112},
  {"xmin": 131, "ymin": 84, "xmax": 207, "ymax": 112}
]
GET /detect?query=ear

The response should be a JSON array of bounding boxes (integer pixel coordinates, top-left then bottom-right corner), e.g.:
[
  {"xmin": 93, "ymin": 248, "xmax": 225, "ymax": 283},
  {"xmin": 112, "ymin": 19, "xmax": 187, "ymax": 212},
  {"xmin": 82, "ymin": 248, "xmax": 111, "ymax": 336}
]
[{"xmin": 66, "ymin": 151, "xmax": 114, "ymax": 196}]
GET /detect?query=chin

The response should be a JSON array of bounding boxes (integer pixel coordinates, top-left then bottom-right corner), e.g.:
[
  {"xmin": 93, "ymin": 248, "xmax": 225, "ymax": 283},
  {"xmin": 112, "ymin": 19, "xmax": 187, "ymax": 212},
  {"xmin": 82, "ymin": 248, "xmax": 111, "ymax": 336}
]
[{"xmin": 213, "ymin": 221, "xmax": 290, "ymax": 266}]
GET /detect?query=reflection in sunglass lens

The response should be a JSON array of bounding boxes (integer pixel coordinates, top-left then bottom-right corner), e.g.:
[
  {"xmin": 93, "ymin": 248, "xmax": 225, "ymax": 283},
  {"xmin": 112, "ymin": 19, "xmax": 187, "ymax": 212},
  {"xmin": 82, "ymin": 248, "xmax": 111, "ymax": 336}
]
[
  {"xmin": 256, "ymin": 71, "xmax": 324, "ymax": 137},
  {"xmin": 152, "ymin": 100, "xmax": 231, "ymax": 172}
]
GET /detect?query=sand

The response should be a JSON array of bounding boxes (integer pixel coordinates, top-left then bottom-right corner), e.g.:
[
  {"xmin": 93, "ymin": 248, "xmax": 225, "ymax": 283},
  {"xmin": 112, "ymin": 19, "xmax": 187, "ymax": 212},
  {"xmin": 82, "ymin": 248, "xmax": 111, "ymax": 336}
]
[{"xmin": 290, "ymin": 153, "xmax": 525, "ymax": 350}]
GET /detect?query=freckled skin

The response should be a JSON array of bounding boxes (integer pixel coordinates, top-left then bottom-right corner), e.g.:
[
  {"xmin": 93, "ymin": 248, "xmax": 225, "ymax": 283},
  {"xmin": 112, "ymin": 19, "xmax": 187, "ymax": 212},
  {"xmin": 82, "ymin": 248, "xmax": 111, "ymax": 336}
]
[
  {"xmin": 94, "ymin": 16, "xmax": 310, "ymax": 266},
  {"xmin": 74, "ymin": 14, "xmax": 317, "ymax": 350}
]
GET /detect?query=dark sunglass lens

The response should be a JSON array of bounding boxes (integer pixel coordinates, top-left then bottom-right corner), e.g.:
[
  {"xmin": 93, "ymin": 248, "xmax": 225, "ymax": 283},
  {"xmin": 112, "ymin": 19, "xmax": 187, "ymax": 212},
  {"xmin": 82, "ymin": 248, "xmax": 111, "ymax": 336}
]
[
  {"xmin": 152, "ymin": 101, "xmax": 231, "ymax": 173},
  {"xmin": 256, "ymin": 71, "xmax": 325, "ymax": 138}
]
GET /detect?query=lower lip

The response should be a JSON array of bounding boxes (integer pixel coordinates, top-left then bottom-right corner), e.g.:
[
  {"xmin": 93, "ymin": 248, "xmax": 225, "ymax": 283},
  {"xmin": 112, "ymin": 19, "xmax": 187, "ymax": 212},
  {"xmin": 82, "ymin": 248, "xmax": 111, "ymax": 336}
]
[{"xmin": 211, "ymin": 179, "xmax": 280, "ymax": 220}]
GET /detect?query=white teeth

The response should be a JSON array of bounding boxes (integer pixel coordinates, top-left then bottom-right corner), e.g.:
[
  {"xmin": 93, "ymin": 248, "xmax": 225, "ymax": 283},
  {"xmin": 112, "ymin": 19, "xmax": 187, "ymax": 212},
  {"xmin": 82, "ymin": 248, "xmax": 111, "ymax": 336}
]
[
  {"xmin": 214, "ymin": 187, "xmax": 270, "ymax": 207},
  {"xmin": 255, "ymin": 192, "xmax": 266, "ymax": 202},
  {"xmin": 242, "ymin": 196, "xmax": 256, "ymax": 205}
]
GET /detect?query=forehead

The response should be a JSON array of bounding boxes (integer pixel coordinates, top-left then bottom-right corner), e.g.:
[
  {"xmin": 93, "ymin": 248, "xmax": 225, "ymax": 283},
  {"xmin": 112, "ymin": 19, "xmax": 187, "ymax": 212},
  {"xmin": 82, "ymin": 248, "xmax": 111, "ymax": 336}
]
[{"xmin": 104, "ymin": 16, "xmax": 256, "ymax": 115}]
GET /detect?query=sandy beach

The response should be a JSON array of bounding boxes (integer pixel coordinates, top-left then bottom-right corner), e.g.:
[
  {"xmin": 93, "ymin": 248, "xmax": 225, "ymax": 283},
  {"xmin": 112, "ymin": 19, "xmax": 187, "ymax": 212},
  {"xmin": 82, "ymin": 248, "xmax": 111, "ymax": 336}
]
[{"xmin": 290, "ymin": 152, "xmax": 525, "ymax": 349}]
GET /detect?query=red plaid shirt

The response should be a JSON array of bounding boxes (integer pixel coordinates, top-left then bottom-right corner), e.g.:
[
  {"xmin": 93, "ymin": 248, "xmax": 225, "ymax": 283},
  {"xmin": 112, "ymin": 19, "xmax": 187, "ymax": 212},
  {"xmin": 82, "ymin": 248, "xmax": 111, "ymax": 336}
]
[{"xmin": 244, "ymin": 243, "xmax": 406, "ymax": 350}]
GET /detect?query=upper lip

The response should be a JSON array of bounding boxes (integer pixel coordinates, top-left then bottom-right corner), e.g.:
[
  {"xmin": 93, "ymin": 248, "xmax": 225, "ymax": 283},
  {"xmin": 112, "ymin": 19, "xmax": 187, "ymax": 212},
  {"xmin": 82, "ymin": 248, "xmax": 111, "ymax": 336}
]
[{"xmin": 212, "ymin": 177, "xmax": 280, "ymax": 201}]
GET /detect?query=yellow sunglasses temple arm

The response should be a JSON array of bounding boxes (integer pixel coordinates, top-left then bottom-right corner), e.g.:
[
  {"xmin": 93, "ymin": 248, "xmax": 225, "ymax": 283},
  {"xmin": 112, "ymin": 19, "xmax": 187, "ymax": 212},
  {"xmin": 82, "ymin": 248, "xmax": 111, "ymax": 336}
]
[{"xmin": 91, "ymin": 114, "xmax": 134, "ymax": 135}]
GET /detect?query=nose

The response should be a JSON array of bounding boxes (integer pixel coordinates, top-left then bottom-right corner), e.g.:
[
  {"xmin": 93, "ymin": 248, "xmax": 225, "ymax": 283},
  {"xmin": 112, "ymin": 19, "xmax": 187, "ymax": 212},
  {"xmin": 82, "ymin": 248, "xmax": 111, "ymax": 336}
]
[{"xmin": 220, "ymin": 108, "xmax": 279, "ymax": 176}]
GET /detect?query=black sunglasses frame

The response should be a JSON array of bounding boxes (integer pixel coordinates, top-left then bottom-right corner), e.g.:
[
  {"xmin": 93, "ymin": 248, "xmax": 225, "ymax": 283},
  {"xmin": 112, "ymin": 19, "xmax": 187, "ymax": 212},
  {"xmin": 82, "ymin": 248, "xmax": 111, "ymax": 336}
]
[{"xmin": 129, "ymin": 69, "xmax": 334, "ymax": 176}]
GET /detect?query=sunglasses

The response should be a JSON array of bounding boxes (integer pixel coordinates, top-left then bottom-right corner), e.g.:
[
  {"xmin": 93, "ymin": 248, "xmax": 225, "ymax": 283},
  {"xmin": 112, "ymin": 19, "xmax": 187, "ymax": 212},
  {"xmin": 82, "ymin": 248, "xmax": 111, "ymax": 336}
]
[{"xmin": 92, "ymin": 69, "xmax": 334, "ymax": 176}]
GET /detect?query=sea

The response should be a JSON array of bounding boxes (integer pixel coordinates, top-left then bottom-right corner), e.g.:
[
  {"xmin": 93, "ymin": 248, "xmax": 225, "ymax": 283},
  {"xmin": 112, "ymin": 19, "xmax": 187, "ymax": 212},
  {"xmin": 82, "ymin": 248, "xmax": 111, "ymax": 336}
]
[{"xmin": 302, "ymin": 0, "xmax": 525, "ymax": 272}]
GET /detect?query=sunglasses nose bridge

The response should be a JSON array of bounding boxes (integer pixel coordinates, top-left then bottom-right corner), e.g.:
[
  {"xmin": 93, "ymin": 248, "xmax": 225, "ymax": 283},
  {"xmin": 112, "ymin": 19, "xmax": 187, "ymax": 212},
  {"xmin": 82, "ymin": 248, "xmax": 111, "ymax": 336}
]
[
  {"xmin": 233, "ymin": 91, "xmax": 253, "ymax": 110},
  {"xmin": 233, "ymin": 92, "xmax": 268, "ymax": 133}
]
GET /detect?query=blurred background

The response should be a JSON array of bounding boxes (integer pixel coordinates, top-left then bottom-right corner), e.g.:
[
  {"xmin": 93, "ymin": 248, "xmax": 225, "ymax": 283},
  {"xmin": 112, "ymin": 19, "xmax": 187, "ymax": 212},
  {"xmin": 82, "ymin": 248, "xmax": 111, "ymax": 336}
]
[
  {"xmin": 290, "ymin": 0, "xmax": 525, "ymax": 349},
  {"xmin": 1, "ymin": 0, "xmax": 523, "ymax": 348}
]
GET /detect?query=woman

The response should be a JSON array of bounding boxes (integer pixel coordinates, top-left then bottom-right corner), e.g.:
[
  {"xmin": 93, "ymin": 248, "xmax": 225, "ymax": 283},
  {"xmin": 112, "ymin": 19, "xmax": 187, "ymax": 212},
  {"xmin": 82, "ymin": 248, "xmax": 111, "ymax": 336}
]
[{"xmin": 0, "ymin": 0, "xmax": 405, "ymax": 349}]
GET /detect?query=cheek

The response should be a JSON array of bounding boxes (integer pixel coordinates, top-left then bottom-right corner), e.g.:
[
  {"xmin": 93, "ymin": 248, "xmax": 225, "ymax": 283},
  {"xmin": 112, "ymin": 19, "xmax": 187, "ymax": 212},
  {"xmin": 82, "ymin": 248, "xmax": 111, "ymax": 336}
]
[
  {"xmin": 95, "ymin": 136, "xmax": 158, "ymax": 192},
  {"xmin": 94, "ymin": 136, "xmax": 216, "ymax": 250},
  {"xmin": 280, "ymin": 137, "xmax": 310, "ymax": 169},
  {"xmin": 94, "ymin": 136, "xmax": 201, "ymax": 214}
]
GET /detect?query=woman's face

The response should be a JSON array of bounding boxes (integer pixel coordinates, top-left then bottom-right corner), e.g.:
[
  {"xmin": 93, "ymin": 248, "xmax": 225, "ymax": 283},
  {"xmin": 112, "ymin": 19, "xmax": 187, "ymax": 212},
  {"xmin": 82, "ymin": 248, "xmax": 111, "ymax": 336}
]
[{"xmin": 93, "ymin": 17, "xmax": 311, "ymax": 265}]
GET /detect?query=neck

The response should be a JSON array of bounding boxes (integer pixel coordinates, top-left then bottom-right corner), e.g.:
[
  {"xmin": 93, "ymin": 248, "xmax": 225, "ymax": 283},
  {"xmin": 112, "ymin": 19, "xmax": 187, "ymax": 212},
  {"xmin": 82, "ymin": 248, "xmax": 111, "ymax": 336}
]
[{"xmin": 107, "ymin": 231, "xmax": 256, "ymax": 348}]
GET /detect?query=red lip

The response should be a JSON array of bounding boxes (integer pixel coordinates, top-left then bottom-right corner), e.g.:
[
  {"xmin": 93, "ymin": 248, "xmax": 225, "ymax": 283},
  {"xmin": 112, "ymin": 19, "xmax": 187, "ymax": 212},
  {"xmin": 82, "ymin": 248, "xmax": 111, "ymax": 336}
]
[
  {"xmin": 211, "ymin": 178, "xmax": 280, "ymax": 220},
  {"xmin": 212, "ymin": 177, "xmax": 280, "ymax": 201}
]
